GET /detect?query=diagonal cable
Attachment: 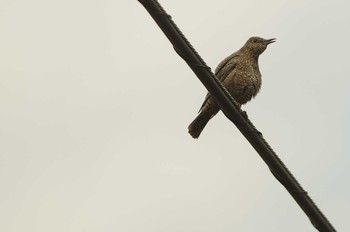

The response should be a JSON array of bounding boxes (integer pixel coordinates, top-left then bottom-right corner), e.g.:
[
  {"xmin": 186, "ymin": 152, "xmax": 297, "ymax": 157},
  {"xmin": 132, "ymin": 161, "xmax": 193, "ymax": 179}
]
[{"xmin": 137, "ymin": 0, "xmax": 336, "ymax": 231}]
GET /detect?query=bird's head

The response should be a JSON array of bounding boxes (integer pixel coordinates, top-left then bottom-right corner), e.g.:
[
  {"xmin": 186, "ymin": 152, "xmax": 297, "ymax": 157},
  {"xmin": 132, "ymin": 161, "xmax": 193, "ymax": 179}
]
[{"xmin": 244, "ymin": 36, "xmax": 276, "ymax": 56}]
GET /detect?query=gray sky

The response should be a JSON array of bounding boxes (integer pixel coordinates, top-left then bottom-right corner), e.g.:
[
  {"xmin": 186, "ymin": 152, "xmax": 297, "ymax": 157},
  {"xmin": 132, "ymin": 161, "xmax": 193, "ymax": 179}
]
[{"xmin": 0, "ymin": 0, "xmax": 349, "ymax": 231}]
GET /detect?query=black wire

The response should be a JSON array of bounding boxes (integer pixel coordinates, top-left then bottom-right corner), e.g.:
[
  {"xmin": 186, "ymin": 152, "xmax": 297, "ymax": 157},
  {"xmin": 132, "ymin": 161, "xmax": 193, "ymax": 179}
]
[{"xmin": 138, "ymin": 0, "xmax": 336, "ymax": 231}]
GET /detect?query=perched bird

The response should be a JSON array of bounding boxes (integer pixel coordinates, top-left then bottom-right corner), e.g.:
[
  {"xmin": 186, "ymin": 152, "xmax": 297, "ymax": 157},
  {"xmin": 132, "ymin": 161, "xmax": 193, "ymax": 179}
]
[{"xmin": 188, "ymin": 36, "xmax": 275, "ymax": 138}]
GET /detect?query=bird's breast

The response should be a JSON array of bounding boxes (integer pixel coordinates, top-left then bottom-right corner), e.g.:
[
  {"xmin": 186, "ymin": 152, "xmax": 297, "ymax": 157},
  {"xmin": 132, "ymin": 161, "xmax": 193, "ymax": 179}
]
[
  {"xmin": 224, "ymin": 66, "xmax": 262, "ymax": 104},
  {"xmin": 252, "ymin": 72, "xmax": 262, "ymax": 93}
]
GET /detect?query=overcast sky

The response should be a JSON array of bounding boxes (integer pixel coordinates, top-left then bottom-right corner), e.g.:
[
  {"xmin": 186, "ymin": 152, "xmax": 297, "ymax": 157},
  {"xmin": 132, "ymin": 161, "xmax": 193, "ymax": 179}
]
[{"xmin": 0, "ymin": 0, "xmax": 349, "ymax": 231}]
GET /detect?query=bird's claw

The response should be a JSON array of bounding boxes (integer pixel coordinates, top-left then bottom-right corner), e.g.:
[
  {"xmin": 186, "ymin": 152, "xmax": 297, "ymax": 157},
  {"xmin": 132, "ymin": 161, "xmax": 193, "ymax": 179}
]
[{"xmin": 241, "ymin": 110, "xmax": 249, "ymax": 120}]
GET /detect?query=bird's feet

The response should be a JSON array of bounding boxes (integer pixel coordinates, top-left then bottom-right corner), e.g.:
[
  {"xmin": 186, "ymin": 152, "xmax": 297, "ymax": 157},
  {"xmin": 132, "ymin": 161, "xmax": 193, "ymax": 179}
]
[{"xmin": 240, "ymin": 110, "xmax": 249, "ymax": 120}]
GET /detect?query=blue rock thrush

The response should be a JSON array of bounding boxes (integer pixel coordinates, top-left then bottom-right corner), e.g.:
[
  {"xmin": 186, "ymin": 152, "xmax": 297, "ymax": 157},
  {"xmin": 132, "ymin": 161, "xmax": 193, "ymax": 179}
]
[{"xmin": 188, "ymin": 36, "xmax": 275, "ymax": 138}]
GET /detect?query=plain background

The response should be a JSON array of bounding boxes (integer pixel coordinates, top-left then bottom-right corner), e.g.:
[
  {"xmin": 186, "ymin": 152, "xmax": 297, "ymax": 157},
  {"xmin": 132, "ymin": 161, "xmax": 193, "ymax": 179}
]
[{"xmin": 0, "ymin": 0, "xmax": 349, "ymax": 231}]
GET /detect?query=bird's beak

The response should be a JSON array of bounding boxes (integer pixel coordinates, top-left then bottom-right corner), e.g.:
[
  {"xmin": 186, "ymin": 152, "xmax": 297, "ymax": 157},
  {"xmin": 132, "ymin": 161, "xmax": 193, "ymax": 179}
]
[{"xmin": 265, "ymin": 38, "xmax": 276, "ymax": 45}]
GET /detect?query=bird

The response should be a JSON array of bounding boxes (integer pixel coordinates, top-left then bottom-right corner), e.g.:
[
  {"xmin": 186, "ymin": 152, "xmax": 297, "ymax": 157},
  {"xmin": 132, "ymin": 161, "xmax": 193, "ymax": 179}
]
[{"xmin": 188, "ymin": 36, "xmax": 275, "ymax": 138}]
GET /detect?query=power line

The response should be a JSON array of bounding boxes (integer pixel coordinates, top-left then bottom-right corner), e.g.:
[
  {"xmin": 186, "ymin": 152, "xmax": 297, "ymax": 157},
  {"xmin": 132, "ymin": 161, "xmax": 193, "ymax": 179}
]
[{"xmin": 138, "ymin": 0, "xmax": 336, "ymax": 231}]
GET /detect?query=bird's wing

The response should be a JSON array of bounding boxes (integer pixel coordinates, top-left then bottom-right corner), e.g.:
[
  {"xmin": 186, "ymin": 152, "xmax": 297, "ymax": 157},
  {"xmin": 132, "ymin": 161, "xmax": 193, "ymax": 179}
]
[
  {"xmin": 215, "ymin": 52, "xmax": 238, "ymax": 81},
  {"xmin": 198, "ymin": 52, "xmax": 238, "ymax": 112}
]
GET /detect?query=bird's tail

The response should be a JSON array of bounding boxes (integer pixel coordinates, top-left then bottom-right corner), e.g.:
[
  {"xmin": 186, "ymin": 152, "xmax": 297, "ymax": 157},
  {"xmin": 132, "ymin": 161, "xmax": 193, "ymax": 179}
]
[{"xmin": 188, "ymin": 112, "xmax": 211, "ymax": 139}]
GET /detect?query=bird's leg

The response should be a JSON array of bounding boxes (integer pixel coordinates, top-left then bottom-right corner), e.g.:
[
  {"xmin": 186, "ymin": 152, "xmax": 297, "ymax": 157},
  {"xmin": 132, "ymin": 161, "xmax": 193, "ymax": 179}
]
[
  {"xmin": 239, "ymin": 110, "xmax": 263, "ymax": 136},
  {"xmin": 240, "ymin": 110, "xmax": 249, "ymax": 120},
  {"xmin": 235, "ymin": 103, "xmax": 249, "ymax": 120}
]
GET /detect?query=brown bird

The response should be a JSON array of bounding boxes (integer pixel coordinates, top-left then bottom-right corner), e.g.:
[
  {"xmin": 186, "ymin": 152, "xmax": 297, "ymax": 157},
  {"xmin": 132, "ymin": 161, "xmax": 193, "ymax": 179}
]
[{"xmin": 188, "ymin": 36, "xmax": 275, "ymax": 138}]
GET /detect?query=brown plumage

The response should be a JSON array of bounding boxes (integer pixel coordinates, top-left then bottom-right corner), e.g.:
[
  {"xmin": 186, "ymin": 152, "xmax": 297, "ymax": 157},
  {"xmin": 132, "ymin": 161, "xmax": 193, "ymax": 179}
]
[{"xmin": 188, "ymin": 36, "xmax": 275, "ymax": 138}]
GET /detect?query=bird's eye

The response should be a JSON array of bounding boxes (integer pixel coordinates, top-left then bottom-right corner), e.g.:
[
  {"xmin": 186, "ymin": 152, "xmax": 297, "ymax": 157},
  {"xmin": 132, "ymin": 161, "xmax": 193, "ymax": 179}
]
[{"xmin": 252, "ymin": 38, "xmax": 257, "ymax": 43}]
